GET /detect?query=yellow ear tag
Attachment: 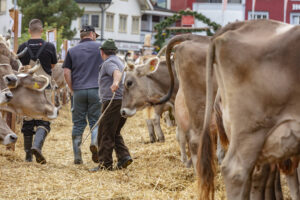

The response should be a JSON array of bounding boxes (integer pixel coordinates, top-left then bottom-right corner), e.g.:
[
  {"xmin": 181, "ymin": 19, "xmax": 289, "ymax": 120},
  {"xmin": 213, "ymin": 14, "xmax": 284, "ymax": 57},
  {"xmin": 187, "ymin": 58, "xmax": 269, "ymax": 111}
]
[
  {"xmin": 150, "ymin": 65, "xmax": 155, "ymax": 71},
  {"xmin": 33, "ymin": 82, "xmax": 40, "ymax": 89}
]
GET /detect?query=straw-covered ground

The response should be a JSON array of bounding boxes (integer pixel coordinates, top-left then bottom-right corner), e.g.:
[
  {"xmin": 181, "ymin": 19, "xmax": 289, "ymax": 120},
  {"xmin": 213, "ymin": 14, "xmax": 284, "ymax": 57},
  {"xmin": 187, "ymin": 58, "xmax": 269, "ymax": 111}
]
[{"xmin": 0, "ymin": 104, "xmax": 293, "ymax": 200}]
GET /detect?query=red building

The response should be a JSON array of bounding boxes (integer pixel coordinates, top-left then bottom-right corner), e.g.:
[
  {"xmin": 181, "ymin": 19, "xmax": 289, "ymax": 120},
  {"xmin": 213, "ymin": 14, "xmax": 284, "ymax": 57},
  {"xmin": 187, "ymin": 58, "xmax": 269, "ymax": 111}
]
[
  {"xmin": 245, "ymin": 0, "xmax": 300, "ymax": 24},
  {"xmin": 171, "ymin": 0, "xmax": 195, "ymax": 11}
]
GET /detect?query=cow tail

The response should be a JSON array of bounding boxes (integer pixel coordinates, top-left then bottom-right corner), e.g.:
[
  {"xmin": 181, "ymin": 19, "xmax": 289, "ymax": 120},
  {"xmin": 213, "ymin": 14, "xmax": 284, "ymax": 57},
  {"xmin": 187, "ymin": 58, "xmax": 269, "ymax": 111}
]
[
  {"xmin": 197, "ymin": 41, "xmax": 216, "ymax": 200},
  {"xmin": 154, "ymin": 34, "xmax": 207, "ymax": 105}
]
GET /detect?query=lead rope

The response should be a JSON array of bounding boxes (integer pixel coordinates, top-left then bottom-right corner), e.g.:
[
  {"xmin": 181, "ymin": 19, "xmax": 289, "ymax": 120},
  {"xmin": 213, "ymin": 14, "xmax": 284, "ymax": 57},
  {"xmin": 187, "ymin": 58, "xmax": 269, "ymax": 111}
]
[{"xmin": 80, "ymin": 69, "xmax": 125, "ymax": 147}]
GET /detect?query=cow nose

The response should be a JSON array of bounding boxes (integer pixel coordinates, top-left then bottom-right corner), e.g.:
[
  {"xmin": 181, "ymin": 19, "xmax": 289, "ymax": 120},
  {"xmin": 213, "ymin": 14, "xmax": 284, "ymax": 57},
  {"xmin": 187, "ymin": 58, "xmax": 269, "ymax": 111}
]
[
  {"xmin": 5, "ymin": 91, "xmax": 13, "ymax": 101},
  {"xmin": 4, "ymin": 75, "xmax": 18, "ymax": 87},
  {"xmin": 6, "ymin": 76, "xmax": 17, "ymax": 83},
  {"xmin": 9, "ymin": 134, "xmax": 17, "ymax": 142}
]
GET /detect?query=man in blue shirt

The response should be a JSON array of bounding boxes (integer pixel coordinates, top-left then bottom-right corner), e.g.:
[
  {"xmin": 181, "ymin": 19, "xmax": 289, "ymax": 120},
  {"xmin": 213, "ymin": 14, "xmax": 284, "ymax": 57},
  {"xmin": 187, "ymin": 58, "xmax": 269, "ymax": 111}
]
[{"xmin": 63, "ymin": 25, "xmax": 102, "ymax": 164}]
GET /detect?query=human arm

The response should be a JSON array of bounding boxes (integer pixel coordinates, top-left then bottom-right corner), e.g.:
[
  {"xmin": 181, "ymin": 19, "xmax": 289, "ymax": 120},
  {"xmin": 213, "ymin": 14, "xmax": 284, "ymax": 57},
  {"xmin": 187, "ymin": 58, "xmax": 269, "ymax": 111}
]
[
  {"xmin": 50, "ymin": 43, "xmax": 58, "ymax": 68},
  {"xmin": 64, "ymin": 68, "xmax": 73, "ymax": 94},
  {"xmin": 62, "ymin": 51, "xmax": 73, "ymax": 93},
  {"xmin": 110, "ymin": 69, "xmax": 122, "ymax": 93}
]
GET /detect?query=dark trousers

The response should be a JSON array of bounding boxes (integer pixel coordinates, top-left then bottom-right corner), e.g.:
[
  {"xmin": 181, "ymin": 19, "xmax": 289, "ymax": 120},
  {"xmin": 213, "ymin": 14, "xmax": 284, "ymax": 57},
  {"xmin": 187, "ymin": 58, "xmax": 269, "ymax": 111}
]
[
  {"xmin": 97, "ymin": 99, "xmax": 130, "ymax": 167},
  {"xmin": 22, "ymin": 119, "xmax": 51, "ymax": 136}
]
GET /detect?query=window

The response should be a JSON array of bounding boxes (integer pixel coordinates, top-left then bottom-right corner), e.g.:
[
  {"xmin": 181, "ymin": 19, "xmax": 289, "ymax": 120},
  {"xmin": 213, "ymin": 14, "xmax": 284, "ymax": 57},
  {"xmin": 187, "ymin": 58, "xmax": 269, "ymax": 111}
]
[
  {"xmin": 119, "ymin": 15, "xmax": 127, "ymax": 33},
  {"xmin": 248, "ymin": 12, "xmax": 269, "ymax": 20},
  {"xmin": 291, "ymin": 13, "xmax": 300, "ymax": 25},
  {"xmin": 106, "ymin": 13, "xmax": 114, "ymax": 31},
  {"xmin": 81, "ymin": 14, "xmax": 89, "ymax": 26},
  {"xmin": 132, "ymin": 16, "xmax": 140, "ymax": 34},
  {"xmin": 91, "ymin": 15, "xmax": 99, "ymax": 28},
  {"xmin": 142, "ymin": 14, "xmax": 148, "ymax": 21},
  {"xmin": 0, "ymin": 0, "xmax": 6, "ymax": 13},
  {"xmin": 152, "ymin": 15, "xmax": 160, "ymax": 23},
  {"xmin": 80, "ymin": 13, "xmax": 101, "ymax": 28},
  {"xmin": 151, "ymin": 0, "xmax": 167, "ymax": 8}
]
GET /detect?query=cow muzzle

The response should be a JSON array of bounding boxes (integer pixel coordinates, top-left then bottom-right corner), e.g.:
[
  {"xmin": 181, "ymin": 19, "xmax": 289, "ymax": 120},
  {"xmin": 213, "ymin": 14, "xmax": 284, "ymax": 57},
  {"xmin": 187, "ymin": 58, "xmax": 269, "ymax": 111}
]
[
  {"xmin": 120, "ymin": 108, "xmax": 137, "ymax": 118},
  {"xmin": 0, "ymin": 89, "xmax": 13, "ymax": 105},
  {"xmin": 47, "ymin": 106, "xmax": 61, "ymax": 120},
  {"xmin": 2, "ymin": 133, "xmax": 17, "ymax": 145},
  {"xmin": 3, "ymin": 74, "xmax": 18, "ymax": 88}
]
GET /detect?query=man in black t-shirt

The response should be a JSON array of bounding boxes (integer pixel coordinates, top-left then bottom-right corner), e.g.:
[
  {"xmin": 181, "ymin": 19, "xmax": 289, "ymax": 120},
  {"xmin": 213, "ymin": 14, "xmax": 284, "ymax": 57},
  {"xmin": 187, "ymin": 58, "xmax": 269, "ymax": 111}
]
[{"xmin": 17, "ymin": 19, "xmax": 57, "ymax": 164}]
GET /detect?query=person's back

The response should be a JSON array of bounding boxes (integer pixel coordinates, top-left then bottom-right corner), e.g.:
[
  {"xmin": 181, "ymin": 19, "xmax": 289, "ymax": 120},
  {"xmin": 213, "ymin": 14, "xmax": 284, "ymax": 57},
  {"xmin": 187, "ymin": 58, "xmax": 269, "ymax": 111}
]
[
  {"xmin": 17, "ymin": 19, "xmax": 57, "ymax": 164},
  {"xmin": 63, "ymin": 25, "xmax": 102, "ymax": 164},
  {"xmin": 67, "ymin": 40, "xmax": 101, "ymax": 90}
]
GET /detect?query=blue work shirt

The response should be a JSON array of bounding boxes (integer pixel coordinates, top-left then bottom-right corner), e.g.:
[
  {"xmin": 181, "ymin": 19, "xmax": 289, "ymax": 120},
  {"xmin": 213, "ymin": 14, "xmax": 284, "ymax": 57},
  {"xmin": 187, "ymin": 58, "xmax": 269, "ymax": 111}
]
[{"xmin": 63, "ymin": 38, "xmax": 103, "ymax": 90}]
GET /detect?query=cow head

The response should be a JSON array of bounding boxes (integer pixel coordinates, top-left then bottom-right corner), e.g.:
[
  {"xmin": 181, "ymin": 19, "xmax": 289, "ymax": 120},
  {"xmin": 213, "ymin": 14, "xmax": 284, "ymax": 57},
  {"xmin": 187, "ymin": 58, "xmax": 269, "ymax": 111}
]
[
  {"xmin": 121, "ymin": 57, "xmax": 160, "ymax": 117},
  {"xmin": 0, "ymin": 115, "xmax": 17, "ymax": 145},
  {"xmin": 2, "ymin": 61, "xmax": 60, "ymax": 120},
  {"xmin": 0, "ymin": 80, "xmax": 13, "ymax": 105}
]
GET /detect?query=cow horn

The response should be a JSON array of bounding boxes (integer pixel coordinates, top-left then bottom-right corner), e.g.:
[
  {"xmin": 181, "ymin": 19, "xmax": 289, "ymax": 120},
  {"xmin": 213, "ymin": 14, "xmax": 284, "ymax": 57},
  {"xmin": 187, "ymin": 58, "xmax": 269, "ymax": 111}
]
[
  {"xmin": 157, "ymin": 45, "xmax": 167, "ymax": 58},
  {"xmin": 16, "ymin": 47, "xmax": 28, "ymax": 59},
  {"xmin": 28, "ymin": 59, "xmax": 41, "ymax": 74}
]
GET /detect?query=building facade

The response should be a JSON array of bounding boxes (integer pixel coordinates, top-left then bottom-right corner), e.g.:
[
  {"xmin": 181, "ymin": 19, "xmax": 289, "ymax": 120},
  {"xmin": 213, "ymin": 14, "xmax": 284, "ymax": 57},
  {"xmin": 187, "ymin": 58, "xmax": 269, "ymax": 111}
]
[
  {"xmin": 0, "ymin": 0, "xmax": 13, "ymax": 36},
  {"xmin": 245, "ymin": 0, "xmax": 300, "ymax": 24},
  {"xmin": 171, "ymin": 0, "xmax": 195, "ymax": 11},
  {"xmin": 72, "ymin": 0, "xmax": 173, "ymax": 52},
  {"xmin": 193, "ymin": 0, "xmax": 246, "ymax": 28}
]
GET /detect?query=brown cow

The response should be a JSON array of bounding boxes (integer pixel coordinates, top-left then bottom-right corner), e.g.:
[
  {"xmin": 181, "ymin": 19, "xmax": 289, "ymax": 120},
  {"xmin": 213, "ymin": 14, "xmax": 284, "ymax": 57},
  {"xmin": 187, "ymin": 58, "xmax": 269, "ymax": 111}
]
[
  {"xmin": 161, "ymin": 32, "xmax": 288, "ymax": 199},
  {"xmin": 163, "ymin": 34, "xmax": 218, "ymax": 171},
  {"xmin": 51, "ymin": 62, "xmax": 69, "ymax": 106},
  {"xmin": 197, "ymin": 19, "xmax": 300, "ymax": 200},
  {"xmin": 0, "ymin": 62, "xmax": 59, "ymax": 120},
  {"xmin": 121, "ymin": 57, "xmax": 179, "ymax": 142},
  {"xmin": 0, "ymin": 114, "xmax": 17, "ymax": 145}
]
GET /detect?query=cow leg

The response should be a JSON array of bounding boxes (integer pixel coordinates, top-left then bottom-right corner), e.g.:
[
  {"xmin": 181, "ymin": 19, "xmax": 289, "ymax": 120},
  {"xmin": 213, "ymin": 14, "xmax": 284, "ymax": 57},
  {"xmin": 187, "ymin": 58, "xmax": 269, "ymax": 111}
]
[
  {"xmin": 146, "ymin": 119, "xmax": 156, "ymax": 143},
  {"xmin": 298, "ymin": 165, "xmax": 300, "ymax": 194},
  {"xmin": 286, "ymin": 169, "xmax": 300, "ymax": 200},
  {"xmin": 175, "ymin": 126, "xmax": 189, "ymax": 166},
  {"xmin": 164, "ymin": 110, "xmax": 175, "ymax": 127},
  {"xmin": 250, "ymin": 164, "xmax": 269, "ymax": 200},
  {"xmin": 274, "ymin": 168, "xmax": 283, "ymax": 200},
  {"xmin": 153, "ymin": 113, "xmax": 165, "ymax": 142},
  {"xmin": 264, "ymin": 165, "xmax": 283, "ymax": 200},
  {"xmin": 188, "ymin": 129, "xmax": 200, "ymax": 172},
  {"xmin": 216, "ymin": 135, "xmax": 225, "ymax": 165},
  {"xmin": 221, "ymin": 130, "xmax": 266, "ymax": 200},
  {"xmin": 55, "ymin": 89, "xmax": 60, "ymax": 107}
]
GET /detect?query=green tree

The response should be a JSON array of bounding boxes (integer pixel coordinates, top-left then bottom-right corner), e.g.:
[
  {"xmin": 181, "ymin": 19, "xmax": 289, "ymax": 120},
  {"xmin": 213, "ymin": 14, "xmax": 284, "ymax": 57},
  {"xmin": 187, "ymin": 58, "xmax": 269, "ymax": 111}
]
[{"xmin": 17, "ymin": 0, "xmax": 84, "ymax": 39}]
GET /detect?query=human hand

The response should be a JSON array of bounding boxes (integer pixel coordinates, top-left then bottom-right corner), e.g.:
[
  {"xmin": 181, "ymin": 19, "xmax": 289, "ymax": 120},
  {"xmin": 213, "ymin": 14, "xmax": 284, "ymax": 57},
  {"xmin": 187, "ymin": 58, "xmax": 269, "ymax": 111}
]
[{"xmin": 111, "ymin": 83, "xmax": 119, "ymax": 93}]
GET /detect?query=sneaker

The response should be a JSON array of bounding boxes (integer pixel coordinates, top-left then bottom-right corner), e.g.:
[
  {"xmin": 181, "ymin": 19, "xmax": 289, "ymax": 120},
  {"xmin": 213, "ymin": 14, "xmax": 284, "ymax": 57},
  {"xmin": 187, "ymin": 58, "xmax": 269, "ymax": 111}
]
[{"xmin": 117, "ymin": 156, "xmax": 133, "ymax": 169}]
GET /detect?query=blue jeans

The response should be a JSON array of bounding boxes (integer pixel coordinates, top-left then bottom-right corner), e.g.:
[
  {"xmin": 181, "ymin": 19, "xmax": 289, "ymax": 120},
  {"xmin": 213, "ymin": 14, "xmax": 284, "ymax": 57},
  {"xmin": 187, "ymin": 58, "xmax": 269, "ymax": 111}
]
[{"xmin": 72, "ymin": 88, "xmax": 101, "ymax": 137}]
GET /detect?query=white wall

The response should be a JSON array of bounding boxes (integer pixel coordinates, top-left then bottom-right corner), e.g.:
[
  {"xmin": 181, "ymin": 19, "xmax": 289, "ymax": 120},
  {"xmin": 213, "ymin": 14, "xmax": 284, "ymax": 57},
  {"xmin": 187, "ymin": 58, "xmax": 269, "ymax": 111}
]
[
  {"xmin": 0, "ymin": 0, "xmax": 13, "ymax": 36},
  {"xmin": 193, "ymin": 2, "xmax": 245, "ymax": 28},
  {"xmin": 71, "ymin": 0, "xmax": 142, "ymax": 43}
]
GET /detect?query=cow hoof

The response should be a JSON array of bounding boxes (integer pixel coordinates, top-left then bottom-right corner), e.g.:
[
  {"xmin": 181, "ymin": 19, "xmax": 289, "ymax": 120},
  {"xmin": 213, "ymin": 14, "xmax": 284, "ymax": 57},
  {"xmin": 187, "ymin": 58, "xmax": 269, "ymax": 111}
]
[{"xmin": 158, "ymin": 138, "xmax": 165, "ymax": 143}]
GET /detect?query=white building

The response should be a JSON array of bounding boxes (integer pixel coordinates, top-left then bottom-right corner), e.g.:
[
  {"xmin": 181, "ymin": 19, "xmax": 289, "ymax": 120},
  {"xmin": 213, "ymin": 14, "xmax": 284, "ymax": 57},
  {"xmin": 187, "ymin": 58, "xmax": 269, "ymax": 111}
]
[
  {"xmin": 193, "ymin": 0, "xmax": 245, "ymax": 28},
  {"xmin": 72, "ymin": 0, "xmax": 174, "ymax": 52},
  {"xmin": 0, "ymin": 0, "xmax": 13, "ymax": 36}
]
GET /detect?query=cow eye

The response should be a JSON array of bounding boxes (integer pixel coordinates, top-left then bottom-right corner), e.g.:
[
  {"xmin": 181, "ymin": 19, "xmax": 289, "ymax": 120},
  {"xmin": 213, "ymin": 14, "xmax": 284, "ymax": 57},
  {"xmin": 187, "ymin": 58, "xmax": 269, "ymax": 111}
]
[{"xmin": 126, "ymin": 80, "xmax": 133, "ymax": 88}]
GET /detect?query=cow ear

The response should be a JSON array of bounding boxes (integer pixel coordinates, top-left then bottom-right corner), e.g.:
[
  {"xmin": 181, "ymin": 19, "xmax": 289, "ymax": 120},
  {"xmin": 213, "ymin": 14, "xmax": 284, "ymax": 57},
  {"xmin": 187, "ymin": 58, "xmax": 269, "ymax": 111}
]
[
  {"xmin": 136, "ymin": 57, "xmax": 160, "ymax": 76},
  {"xmin": 28, "ymin": 75, "xmax": 49, "ymax": 92},
  {"xmin": 125, "ymin": 62, "xmax": 135, "ymax": 71}
]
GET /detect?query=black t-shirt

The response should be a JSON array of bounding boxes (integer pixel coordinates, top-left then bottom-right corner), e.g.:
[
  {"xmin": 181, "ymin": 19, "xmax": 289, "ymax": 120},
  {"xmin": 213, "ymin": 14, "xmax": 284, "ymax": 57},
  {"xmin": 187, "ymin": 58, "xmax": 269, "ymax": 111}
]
[{"xmin": 17, "ymin": 39, "xmax": 57, "ymax": 75}]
